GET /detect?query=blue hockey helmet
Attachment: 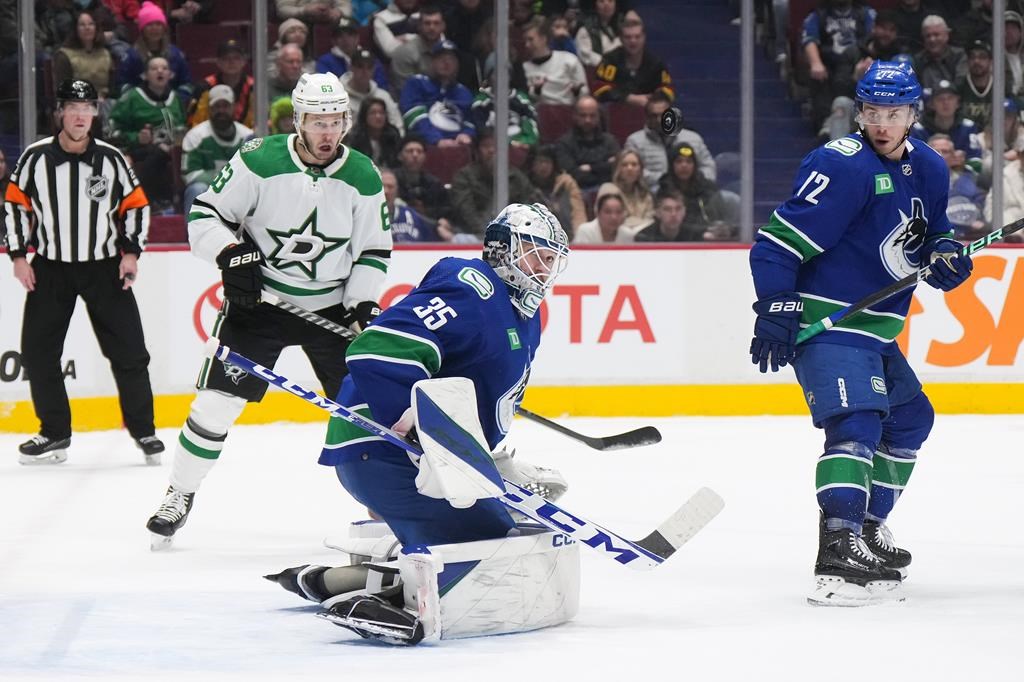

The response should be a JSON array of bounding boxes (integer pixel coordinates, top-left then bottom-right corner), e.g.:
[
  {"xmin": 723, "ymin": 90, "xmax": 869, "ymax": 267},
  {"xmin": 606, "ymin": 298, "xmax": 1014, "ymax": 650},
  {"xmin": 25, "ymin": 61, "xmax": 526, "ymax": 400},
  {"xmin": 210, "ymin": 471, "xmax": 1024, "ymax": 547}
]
[
  {"xmin": 855, "ymin": 60, "xmax": 922, "ymax": 106},
  {"xmin": 483, "ymin": 203, "xmax": 570, "ymax": 318}
]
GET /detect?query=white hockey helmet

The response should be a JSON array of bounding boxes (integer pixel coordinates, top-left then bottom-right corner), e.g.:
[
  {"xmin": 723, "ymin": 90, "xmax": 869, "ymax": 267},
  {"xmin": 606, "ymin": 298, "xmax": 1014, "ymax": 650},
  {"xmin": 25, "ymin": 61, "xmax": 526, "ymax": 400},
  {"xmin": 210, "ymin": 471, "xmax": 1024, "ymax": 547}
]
[
  {"xmin": 484, "ymin": 203, "xmax": 570, "ymax": 318},
  {"xmin": 292, "ymin": 72, "xmax": 351, "ymax": 144}
]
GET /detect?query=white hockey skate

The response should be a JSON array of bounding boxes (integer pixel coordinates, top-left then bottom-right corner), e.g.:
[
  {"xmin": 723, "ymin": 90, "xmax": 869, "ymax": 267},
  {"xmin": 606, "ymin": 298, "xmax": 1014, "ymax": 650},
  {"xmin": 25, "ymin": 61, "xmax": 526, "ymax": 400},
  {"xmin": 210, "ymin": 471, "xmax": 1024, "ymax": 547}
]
[{"xmin": 18, "ymin": 435, "xmax": 70, "ymax": 465}]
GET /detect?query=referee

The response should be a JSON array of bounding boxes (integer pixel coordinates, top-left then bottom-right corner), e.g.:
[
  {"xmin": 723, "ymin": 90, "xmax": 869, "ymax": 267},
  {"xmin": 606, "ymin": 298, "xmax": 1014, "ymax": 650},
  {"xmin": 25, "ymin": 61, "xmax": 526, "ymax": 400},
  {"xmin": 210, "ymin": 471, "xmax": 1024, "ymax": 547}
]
[{"xmin": 2, "ymin": 79, "xmax": 166, "ymax": 465}]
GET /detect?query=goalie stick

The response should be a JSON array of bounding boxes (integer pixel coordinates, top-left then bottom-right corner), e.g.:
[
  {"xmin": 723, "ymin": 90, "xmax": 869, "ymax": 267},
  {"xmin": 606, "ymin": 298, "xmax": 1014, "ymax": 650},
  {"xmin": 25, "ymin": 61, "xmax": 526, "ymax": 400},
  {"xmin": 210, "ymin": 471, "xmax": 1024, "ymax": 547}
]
[
  {"xmin": 207, "ymin": 340, "xmax": 724, "ymax": 570},
  {"xmin": 260, "ymin": 292, "xmax": 663, "ymax": 451},
  {"xmin": 797, "ymin": 219, "xmax": 1024, "ymax": 344}
]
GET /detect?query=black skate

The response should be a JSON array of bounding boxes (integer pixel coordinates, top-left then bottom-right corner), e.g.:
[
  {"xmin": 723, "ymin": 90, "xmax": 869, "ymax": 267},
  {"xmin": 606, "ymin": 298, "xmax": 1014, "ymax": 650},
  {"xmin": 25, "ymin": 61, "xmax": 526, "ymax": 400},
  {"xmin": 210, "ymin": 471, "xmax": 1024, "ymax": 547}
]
[
  {"xmin": 264, "ymin": 565, "xmax": 332, "ymax": 603},
  {"xmin": 134, "ymin": 436, "xmax": 165, "ymax": 466},
  {"xmin": 18, "ymin": 435, "xmax": 71, "ymax": 465},
  {"xmin": 318, "ymin": 587, "xmax": 424, "ymax": 646},
  {"xmin": 809, "ymin": 521, "xmax": 904, "ymax": 607},
  {"xmin": 146, "ymin": 486, "xmax": 195, "ymax": 551},
  {"xmin": 862, "ymin": 520, "xmax": 912, "ymax": 578}
]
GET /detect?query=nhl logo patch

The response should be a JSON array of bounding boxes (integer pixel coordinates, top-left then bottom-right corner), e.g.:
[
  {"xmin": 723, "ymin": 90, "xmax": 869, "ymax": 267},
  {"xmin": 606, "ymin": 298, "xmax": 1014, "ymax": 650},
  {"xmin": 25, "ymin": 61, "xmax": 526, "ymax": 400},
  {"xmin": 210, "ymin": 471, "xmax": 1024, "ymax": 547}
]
[
  {"xmin": 85, "ymin": 175, "xmax": 109, "ymax": 201},
  {"xmin": 901, "ymin": 163, "xmax": 912, "ymax": 176}
]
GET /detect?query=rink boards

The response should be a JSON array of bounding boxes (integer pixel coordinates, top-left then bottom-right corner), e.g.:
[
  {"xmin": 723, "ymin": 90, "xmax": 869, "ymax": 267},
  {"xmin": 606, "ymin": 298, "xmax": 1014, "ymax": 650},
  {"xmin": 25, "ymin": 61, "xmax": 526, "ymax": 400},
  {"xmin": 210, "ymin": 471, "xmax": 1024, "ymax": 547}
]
[{"xmin": 0, "ymin": 244, "xmax": 1022, "ymax": 431}]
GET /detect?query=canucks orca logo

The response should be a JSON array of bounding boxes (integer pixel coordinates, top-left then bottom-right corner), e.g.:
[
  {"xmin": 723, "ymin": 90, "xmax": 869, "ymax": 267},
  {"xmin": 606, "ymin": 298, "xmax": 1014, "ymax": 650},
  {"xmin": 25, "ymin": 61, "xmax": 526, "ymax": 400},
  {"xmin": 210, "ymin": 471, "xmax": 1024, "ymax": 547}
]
[
  {"xmin": 496, "ymin": 364, "xmax": 531, "ymax": 435},
  {"xmin": 879, "ymin": 197, "xmax": 927, "ymax": 279}
]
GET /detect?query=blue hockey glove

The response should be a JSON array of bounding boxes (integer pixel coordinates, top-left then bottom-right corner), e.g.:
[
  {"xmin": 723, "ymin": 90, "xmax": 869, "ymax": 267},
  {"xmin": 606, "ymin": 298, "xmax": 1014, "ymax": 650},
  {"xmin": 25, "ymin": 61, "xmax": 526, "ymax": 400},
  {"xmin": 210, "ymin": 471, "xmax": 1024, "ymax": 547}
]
[
  {"xmin": 921, "ymin": 237, "xmax": 973, "ymax": 292},
  {"xmin": 750, "ymin": 292, "xmax": 803, "ymax": 373}
]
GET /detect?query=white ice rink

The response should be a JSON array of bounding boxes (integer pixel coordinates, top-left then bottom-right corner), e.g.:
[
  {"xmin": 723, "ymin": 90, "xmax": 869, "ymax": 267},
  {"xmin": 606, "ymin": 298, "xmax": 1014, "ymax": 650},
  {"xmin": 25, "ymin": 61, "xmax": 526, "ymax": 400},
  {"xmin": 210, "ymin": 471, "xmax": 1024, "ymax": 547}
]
[{"xmin": 1, "ymin": 415, "xmax": 1022, "ymax": 681}]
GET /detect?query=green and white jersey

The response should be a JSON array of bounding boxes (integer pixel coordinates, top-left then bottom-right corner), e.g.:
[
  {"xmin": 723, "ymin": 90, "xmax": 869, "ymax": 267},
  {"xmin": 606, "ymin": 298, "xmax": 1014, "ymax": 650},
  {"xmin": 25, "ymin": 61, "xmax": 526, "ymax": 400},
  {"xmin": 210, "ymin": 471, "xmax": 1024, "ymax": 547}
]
[{"xmin": 188, "ymin": 134, "xmax": 392, "ymax": 311}]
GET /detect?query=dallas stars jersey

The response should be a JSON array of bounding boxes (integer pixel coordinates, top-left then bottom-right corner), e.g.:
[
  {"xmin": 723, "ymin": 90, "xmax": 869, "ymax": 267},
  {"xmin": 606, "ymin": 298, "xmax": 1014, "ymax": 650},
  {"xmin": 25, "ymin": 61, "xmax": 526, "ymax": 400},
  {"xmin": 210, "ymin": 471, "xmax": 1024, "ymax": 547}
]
[
  {"xmin": 188, "ymin": 134, "xmax": 391, "ymax": 311},
  {"xmin": 751, "ymin": 135, "xmax": 953, "ymax": 353},
  {"xmin": 319, "ymin": 257, "xmax": 541, "ymax": 466}
]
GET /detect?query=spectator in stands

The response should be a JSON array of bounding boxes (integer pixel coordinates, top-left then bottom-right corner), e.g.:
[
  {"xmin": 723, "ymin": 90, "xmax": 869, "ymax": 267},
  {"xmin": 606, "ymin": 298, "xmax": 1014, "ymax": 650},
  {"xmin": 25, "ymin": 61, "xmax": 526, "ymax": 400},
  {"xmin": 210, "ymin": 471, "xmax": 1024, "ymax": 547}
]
[
  {"xmin": 800, "ymin": 0, "xmax": 874, "ymax": 133},
  {"xmin": 268, "ymin": 18, "xmax": 315, "ymax": 79},
  {"xmin": 374, "ymin": 0, "xmax": 421, "ymax": 59},
  {"xmin": 659, "ymin": 141, "xmax": 728, "ymax": 238},
  {"xmin": 444, "ymin": 0, "xmax": 491, "ymax": 58},
  {"xmin": 270, "ymin": 96, "xmax": 296, "ymax": 134},
  {"xmin": 951, "ymin": 0, "xmax": 1000, "ymax": 49},
  {"xmin": 117, "ymin": 2, "xmax": 192, "ymax": 100},
  {"xmin": 390, "ymin": 4, "xmax": 447, "ymax": 97},
  {"xmin": 633, "ymin": 189, "xmax": 693, "ymax": 242},
  {"xmin": 0, "ymin": 0, "xmax": 15, "ymax": 134},
  {"xmin": 929, "ymin": 132, "xmax": 987, "ymax": 238},
  {"xmin": 978, "ymin": 98, "xmax": 1024, "ymax": 177},
  {"xmin": 854, "ymin": 9, "xmax": 911, "ymax": 77},
  {"xmin": 592, "ymin": 15, "xmax": 674, "ymax": 106},
  {"xmin": 1006, "ymin": 9, "xmax": 1024, "ymax": 97},
  {"xmin": 109, "ymin": 54, "xmax": 186, "ymax": 212},
  {"xmin": 576, "ymin": 0, "xmax": 623, "ymax": 68},
  {"xmin": 275, "ymin": 0, "xmax": 347, "ymax": 25},
  {"xmin": 913, "ymin": 15, "xmax": 966, "ymax": 94},
  {"xmin": 181, "ymin": 85, "xmax": 253, "ymax": 213},
  {"xmin": 52, "ymin": 10, "xmax": 115, "ymax": 99},
  {"xmin": 624, "ymin": 92, "xmax": 715, "ymax": 190},
  {"xmin": 382, "ymin": 168, "xmax": 453, "ymax": 242},
  {"xmin": 355, "ymin": 0, "xmax": 389, "ymax": 25},
  {"xmin": 520, "ymin": 17, "xmax": 589, "ymax": 105},
  {"xmin": 35, "ymin": 0, "xmax": 75, "ymax": 55},
  {"xmin": 167, "ymin": 0, "xmax": 212, "ymax": 26},
  {"xmin": 984, "ymin": 152, "xmax": 1024, "ymax": 242},
  {"xmin": 549, "ymin": 15, "xmax": 578, "ymax": 55},
  {"xmin": 474, "ymin": 16, "xmax": 529, "ymax": 93},
  {"xmin": 0, "ymin": 147, "xmax": 9, "ymax": 196},
  {"xmin": 910, "ymin": 80, "xmax": 981, "ymax": 159},
  {"xmin": 471, "ymin": 84, "xmax": 539, "ymax": 148},
  {"xmin": 959, "ymin": 39, "xmax": 994, "ymax": 130},
  {"xmin": 400, "ymin": 39, "xmax": 475, "ymax": 146},
  {"xmin": 891, "ymin": 0, "xmax": 927, "ymax": 53},
  {"xmin": 394, "ymin": 135, "xmax": 452, "ymax": 222},
  {"xmin": 451, "ymin": 128, "xmax": 540, "ymax": 238},
  {"xmin": 268, "ymin": 44, "xmax": 308, "ymax": 104},
  {"xmin": 342, "ymin": 49, "xmax": 405, "ymax": 133},
  {"xmin": 316, "ymin": 16, "xmax": 390, "ymax": 90},
  {"xmin": 555, "ymin": 95, "xmax": 620, "ymax": 191},
  {"xmin": 188, "ymin": 40, "xmax": 256, "ymax": 129},
  {"xmin": 612, "ymin": 149, "xmax": 654, "ymax": 231},
  {"xmin": 572, "ymin": 183, "xmax": 634, "ymax": 243},
  {"xmin": 347, "ymin": 97, "xmax": 403, "ymax": 168},
  {"xmin": 526, "ymin": 144, "xmax": 586, "ymax": 237}
]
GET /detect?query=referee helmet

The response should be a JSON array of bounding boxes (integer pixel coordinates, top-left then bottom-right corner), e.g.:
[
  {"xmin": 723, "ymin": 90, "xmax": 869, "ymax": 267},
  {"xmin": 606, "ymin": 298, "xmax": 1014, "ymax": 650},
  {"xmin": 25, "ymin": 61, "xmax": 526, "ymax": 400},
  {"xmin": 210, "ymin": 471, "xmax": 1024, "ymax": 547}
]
[{"xmin": 56, "ymin": 79, "xmax": 99, "ymax": 104}]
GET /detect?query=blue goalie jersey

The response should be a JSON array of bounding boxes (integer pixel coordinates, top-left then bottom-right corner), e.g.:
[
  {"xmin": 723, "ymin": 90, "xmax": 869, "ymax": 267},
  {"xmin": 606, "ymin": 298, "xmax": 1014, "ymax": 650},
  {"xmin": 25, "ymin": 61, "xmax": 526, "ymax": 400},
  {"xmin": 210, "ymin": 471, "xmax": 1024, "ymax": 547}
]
[
  {"xmin": 319, "ymin": 257, "xmax": 541, "ymax": 465},
  {"xmin": 750, "ymin": 135, "xmax": 954, "ymax": 353}
]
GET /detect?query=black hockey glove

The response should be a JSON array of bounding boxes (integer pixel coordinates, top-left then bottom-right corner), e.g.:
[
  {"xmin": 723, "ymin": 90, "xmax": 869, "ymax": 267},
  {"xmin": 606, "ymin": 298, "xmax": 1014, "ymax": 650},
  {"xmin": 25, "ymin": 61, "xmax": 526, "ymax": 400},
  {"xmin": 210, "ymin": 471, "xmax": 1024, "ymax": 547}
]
[
  {"xmin": 343, "ymin": 300, "xmax": 381, "ymax": 333},
  {"xmin": 216, "ymin": 243, "xmax": 264, "ymax": 308},
  {"xmin": 750, "ymin": 292, "xmax": 803, "ymax": 373},
  {"xmin": 921, "ymin": 237, "xmax": 973, "ymax": 292}
]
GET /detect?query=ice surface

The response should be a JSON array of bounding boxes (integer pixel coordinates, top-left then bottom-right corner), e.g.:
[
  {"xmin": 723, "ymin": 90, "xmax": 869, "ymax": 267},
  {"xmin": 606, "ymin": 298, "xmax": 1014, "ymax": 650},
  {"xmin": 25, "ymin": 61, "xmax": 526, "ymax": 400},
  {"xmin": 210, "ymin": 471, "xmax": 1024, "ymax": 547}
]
[{"xmin": 1, "ymin": 415, "xmax": 1022, "ymax": 680}]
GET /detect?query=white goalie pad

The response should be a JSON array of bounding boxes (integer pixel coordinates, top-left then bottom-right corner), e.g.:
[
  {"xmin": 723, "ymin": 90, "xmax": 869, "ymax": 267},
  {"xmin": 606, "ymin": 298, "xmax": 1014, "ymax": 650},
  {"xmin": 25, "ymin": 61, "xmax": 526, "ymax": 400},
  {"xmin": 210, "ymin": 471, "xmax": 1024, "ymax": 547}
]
[{"xmin": 410, "ymin": 377, "xmax": 505, "ymax": 508}]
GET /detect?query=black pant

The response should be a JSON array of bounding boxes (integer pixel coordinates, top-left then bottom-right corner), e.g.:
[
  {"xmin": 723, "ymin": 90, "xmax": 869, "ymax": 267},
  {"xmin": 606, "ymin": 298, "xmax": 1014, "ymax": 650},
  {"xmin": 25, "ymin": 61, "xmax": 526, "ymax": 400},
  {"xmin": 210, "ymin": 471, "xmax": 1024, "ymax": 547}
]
[{"xmin": 21, "ymin": 256, "xmax": 156, "ymax": 440}]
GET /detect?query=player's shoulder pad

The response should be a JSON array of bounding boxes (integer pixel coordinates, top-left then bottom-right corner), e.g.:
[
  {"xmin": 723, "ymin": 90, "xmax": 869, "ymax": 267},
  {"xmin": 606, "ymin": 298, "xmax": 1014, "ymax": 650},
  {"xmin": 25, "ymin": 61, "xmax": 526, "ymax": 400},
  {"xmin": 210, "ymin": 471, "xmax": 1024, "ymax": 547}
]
[
  {"xmin": 332, "ymin": 146, "xmax": 383, "ymax": 196},
  {"xmin": 908, "ymin": 137, "xmax": 949, "ymax": 175},
  {"xmin": 418, "ymin": 257, "xmax": 500, "ymax": 315},
  {"xmin": 816, "ymin": 135, "xmax": 870, "ymax": 163},
  {"xmin": 236, "ymin": 135, "xmax": 293, "ymax": 178}
]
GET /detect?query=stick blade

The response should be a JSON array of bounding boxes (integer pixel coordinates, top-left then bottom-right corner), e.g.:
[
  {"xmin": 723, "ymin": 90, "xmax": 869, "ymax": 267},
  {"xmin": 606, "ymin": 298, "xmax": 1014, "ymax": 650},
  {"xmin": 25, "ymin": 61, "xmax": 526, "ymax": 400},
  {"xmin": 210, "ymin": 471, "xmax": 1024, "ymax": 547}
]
[
  {"xmin": 592, "ymin": 426, "xmax": 662, "ymax": 451},
  {"xmin": 634, "ymin": 487, "xmax": 725, "ymax": 562}
]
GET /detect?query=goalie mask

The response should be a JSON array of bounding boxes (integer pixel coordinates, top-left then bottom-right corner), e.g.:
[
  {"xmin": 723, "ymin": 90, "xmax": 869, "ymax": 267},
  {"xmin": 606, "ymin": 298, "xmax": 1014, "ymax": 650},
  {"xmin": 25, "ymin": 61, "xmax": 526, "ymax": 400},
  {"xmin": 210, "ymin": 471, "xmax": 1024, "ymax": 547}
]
[
  {"xmin": 292, "ymin": 72, "xmax": 351, "ymax": 154},
  {"xmin": 483, "ymin": 203, "xmax": 570, "ymax": 318}
]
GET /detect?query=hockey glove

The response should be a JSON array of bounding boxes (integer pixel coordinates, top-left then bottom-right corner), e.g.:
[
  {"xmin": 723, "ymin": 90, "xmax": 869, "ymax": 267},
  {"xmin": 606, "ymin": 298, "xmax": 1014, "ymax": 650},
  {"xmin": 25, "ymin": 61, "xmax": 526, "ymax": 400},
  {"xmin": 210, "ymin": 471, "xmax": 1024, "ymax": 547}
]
[
  {"xmin": 216, "ymin": 243, "xmax": 264, "ymax": 308},
  {"xmin": 343, "ymin": 300, "xmax": 382, "ymax": 333},
  {"xmin": 921, "ymin": 237, "xmax": 973, "ymax": 292},
  {"xmin": 750, "ymin": 292, "xmax": 803, "ymax": 373}
]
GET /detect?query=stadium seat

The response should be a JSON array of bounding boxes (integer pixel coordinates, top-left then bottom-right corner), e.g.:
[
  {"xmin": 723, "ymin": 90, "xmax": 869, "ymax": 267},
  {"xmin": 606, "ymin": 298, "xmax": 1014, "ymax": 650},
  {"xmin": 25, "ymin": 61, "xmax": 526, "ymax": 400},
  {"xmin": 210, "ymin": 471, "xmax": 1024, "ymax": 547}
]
[
  {"xmin": 423, "ymin": 144, "xmax": 471, "ymax": 184},
  {"xmin": 509, "ymin": 144, "xmax": 528, "ymax": 168},
  {"xmin": 604, "ymin": 102, "xmax": 645, "ymax": 145},
  {"xmin": 176, "ymin": 24, "xmax": 245, "ymax": 61},
  {"xmin": 538, "ymin": 104, "xmax": 574, "ymax": 144},
  {"xmin": 206, "ymin": 0, "xmax": 252, "ymax": 23}
]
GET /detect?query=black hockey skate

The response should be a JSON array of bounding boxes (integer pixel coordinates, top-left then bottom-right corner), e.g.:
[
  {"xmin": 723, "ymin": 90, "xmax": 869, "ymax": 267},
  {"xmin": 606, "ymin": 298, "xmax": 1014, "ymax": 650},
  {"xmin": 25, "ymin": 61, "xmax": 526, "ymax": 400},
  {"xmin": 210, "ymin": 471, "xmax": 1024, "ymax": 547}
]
[
  {"xmin": 264, "ymin": 565, "xmax": 332, "ymax": 603},
  {"xmin": 862, "ymin": 520, "xmax": 912, "ymax": 578},
  {"xmin": 146, "ymin": 486, "xmax": 195, "ymax": 551},
  {"xmin": 808, "ymin": 518, "xmax": 904, "ymax": 607},
  {"xmin": 318, "ymin": 587, "xmax": 424, "ymax": 646},
  {"xmin": 134, "ymin": 436, "xmax": 165, "ymax": 466},
  {"xmin": 18, "ymin": 435, "xmax": 71, "ymax": 465}
]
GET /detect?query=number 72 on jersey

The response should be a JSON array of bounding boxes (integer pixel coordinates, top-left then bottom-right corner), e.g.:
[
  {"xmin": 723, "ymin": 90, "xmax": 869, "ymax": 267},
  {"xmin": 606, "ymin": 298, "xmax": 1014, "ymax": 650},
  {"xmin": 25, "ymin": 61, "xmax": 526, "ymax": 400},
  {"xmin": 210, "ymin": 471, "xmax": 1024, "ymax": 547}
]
[{"xmin": 796, "ymin": 171, "xmax": 830, "ymax": 205}]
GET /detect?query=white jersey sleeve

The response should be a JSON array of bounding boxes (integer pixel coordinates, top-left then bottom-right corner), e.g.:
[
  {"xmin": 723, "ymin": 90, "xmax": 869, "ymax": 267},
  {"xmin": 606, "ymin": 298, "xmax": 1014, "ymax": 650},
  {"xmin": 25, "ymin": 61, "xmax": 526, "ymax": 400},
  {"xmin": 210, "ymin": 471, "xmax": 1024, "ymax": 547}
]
[{"xmin": 187, "ymin": 149, "xmax": 253, "ymax": 263}]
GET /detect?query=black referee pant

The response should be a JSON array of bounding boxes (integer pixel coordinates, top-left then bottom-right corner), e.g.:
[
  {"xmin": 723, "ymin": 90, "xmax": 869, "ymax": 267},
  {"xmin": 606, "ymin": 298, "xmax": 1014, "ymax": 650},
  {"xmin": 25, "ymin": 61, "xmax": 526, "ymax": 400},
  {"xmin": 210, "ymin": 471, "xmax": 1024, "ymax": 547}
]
[{"xmin": 21, "ymin": 256, "xmax": 156, "ymax": 441}]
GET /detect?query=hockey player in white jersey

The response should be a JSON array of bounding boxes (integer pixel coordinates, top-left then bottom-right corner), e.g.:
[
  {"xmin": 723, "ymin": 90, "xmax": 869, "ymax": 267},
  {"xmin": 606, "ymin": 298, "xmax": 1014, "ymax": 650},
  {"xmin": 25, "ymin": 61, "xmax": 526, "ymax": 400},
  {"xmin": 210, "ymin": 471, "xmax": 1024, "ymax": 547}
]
[{"xmin": 146, "ymin": 73, "xmax": 392, "ymax": 549}]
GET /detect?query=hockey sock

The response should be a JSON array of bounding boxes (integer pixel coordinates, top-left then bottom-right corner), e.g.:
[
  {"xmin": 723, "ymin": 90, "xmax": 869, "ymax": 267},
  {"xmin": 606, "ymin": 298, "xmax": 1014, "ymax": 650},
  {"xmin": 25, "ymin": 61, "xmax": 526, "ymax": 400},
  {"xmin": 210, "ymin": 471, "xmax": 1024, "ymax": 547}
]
[
  {"xmin": 865, "ymin": 445, "xmax": 917, "ymax": 522},
  {"xmin": 815, "ymin": 441, "xmax": 873, "ymax": 534},
  {"xmin": 169, "ymin": 391, "xmax": 247, "ymax": 492}
]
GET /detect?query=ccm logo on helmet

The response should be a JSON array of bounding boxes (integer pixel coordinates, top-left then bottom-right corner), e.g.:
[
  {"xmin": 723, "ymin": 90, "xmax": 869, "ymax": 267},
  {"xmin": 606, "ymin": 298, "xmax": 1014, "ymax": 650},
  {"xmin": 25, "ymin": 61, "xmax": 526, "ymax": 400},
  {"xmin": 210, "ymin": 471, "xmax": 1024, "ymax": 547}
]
[
  {"xmin": 873, "ymin": 90, "xmax": 896, "ymax": 96},
  {"xmin": 769, "ymin": 301, "xmax": 803, "ymax": 313},
  {"xmin": 228, "ymin": 252, "xmax": 262, "ymax": 268}
]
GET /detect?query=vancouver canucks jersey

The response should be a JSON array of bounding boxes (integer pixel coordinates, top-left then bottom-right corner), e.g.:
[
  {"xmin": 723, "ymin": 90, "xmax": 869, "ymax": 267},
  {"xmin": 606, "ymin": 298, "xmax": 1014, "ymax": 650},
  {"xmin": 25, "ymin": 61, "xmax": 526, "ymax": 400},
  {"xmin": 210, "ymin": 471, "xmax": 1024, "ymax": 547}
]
[
  {"xmin": 319, "ymin": 257, "xmax": 541, "ymax": 466},
  {"xmin": 188, "ymin": 134, "xmax": 392, "ymax": 311},
  {"xmin": 751, "ymin": 135, "xmax": 953, "ymax": 353}
]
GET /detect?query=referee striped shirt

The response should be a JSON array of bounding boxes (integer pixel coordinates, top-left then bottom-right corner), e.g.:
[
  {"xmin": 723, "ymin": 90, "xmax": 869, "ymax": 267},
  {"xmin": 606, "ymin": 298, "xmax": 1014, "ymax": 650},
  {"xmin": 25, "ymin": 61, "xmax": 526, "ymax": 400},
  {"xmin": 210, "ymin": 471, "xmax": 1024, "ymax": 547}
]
[{"xmin": 2, "ymin": 136, "xmax": 150, "ymax": 262}]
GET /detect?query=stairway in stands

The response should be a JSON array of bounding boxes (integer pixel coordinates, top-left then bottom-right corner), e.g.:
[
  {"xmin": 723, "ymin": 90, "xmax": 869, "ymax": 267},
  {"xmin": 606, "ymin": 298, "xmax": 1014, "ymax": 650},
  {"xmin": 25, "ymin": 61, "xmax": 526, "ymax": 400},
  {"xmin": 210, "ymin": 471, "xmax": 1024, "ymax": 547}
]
[{"xmin": 635, "ymin": 0, "xmax": 818, "ymax": 225}]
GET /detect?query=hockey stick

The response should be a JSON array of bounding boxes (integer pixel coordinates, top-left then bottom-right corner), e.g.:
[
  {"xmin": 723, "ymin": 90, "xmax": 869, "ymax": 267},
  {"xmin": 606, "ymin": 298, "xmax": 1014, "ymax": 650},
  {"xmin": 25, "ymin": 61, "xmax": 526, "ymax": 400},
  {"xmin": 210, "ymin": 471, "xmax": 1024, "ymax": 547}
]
[
  {"xmin": 207, "ymin": 340, "xmax": 724, "ymax": 570},
  {"xmin": 261, "ymin": 291, "xmax": 663, "ymax": 451},
  {"xmin": 797, "ymin": 219, "xmax": 1024, "ymax": 343}
]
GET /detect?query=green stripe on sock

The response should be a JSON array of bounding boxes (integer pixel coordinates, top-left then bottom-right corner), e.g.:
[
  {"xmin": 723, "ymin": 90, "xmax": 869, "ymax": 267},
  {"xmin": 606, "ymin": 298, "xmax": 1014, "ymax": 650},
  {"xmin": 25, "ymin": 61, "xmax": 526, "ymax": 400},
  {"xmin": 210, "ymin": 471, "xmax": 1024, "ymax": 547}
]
[
  {"xmin": 179, "ymin": 431, "xmax": 221, "ymax": 460},
  {"xmin": 872, "ymin": 451, "xmax": 915, "ymax": 488},
  {"xmin": 816, "ymin": 455, "xmax": 871, "ymax": 490}
]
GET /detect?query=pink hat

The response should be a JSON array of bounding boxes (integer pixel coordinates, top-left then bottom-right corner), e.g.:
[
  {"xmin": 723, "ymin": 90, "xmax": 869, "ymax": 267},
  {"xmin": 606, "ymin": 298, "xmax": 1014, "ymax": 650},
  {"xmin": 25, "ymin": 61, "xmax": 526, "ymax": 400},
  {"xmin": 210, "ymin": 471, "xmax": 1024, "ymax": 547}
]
[{"xmin": 137, "ymin": 1, "xmax": 168, "ymax": 29}]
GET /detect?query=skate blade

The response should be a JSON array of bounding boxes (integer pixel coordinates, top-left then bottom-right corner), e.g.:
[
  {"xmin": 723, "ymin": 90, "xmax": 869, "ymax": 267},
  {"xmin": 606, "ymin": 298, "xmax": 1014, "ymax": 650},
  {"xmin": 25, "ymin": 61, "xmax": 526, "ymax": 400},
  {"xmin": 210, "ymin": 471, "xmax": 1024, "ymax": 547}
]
[
  {"xmin": 144, "ymin": 453, "xmax": 162, "ymax": 466},
  {"xmin": 150, "ymin": 533, "xmax": 175, "ymax": 551},
  {"xmin": 316, "ymin": 611, "xmax": 419, "ymax": 644},
  {"xmin": 807, "ymin": 575, "xmax": 905, "ymax": 607},
  {"xmin": 19, "ymin": 450, "xmax": 68, "ymax": 465}
]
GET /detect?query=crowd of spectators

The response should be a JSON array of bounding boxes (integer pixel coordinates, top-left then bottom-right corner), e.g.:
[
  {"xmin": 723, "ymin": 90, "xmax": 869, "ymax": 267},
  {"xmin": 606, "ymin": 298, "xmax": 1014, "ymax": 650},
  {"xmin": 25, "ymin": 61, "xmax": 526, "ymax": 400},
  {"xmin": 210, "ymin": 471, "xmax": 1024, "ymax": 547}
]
[{"xmin": 0, "ymin": 0, "xmax": 741, "ymax": 243}]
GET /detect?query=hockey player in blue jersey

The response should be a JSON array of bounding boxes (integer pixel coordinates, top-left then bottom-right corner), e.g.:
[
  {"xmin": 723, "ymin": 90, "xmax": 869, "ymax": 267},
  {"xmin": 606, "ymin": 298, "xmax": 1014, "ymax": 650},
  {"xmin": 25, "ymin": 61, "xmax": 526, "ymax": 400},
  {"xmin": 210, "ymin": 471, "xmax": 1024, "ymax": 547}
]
[
  {"xmin": 748, "ymin": 61, "xmax": 974, "ymax": 606},
  {"xmin": 266, "ymin": 203, "xmax": 578, "ymax": 643}
]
